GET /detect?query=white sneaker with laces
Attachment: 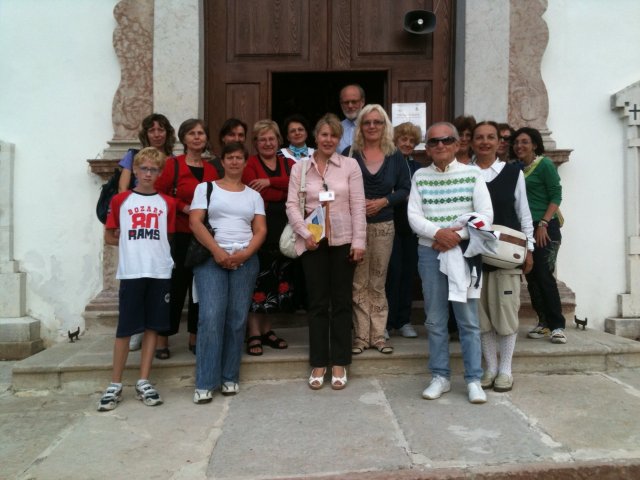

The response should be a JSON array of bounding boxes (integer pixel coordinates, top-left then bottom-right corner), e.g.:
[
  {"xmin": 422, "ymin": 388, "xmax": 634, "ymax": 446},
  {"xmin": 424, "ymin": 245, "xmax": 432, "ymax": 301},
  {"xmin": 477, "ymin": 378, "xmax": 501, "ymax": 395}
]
[
  {"xmin": 399, "ymin": 324, "xmax": 418, "ymax": 338},
  {"xmin": 129, "ymin": 333, "xmax": 143, "ymax": 351},
  {"xmin": 467, "ymin": 381, "xmax": 487, "ymax": 404},
  {"xmin": 422, "ymin": 376, "xmax": 451, "ymax": 400}
]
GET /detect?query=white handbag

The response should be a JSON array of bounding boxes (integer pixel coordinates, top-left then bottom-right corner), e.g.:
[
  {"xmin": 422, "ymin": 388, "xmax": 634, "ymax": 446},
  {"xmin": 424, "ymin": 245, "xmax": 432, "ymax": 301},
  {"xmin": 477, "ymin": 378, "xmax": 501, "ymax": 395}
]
[
  {"xmin": 279, "ymin": 161, "xmax": 307, "ymax": 259},
  {"xmin": 481, "ymin": 225, "xmax": 527, "ymax": 269}
]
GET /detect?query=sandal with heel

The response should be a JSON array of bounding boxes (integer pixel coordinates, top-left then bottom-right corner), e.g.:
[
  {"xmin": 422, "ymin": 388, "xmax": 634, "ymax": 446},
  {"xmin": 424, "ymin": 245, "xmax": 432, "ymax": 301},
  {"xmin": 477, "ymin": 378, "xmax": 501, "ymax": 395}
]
[
  {"xmin": 308, "ymin": 368, "xmax": 326, "ymax": 390},
  {"xmin": 331, "ymin": 366, "xmax": 348, "ymax": 390}
]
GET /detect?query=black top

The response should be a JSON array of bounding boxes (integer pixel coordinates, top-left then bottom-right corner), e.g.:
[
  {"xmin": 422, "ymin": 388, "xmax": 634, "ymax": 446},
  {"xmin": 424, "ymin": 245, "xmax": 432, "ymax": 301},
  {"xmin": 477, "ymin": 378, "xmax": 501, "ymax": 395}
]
[
  {"xmin": 486, "ymin": 162, "xmax": 521, "ymax": 231},
  {"xmin": 351, "ymin": 149, "xmax": 411, "ymax": 224}
]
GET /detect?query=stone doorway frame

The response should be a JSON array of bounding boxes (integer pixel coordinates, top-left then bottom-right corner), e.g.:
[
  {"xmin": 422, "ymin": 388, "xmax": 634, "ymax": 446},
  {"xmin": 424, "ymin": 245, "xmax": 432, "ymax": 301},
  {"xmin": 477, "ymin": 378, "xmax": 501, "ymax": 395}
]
[{"xmin": 86, "ymin": 0, "xmax": 573, "ymax": 317}]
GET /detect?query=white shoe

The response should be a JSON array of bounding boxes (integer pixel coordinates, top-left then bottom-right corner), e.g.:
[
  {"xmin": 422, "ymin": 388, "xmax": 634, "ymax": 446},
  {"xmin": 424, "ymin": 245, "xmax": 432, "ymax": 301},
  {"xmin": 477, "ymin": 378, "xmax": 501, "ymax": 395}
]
[
  {"xmin": 422, "ymin": 376, "xmax": 451, "ymax": 400},
  {"xmin": 467, "ymin": 381, "xmax": 487, "ymax": 404},
  {"xmin": 550, "ymin": 328, "xmax": 567, "ymax": 344},
  {"xmin": 193, "ymin": 389, "xmax": 214, "ymax": 404},
  {"xmin": 221, "ymin": 382, "xmax": 239, "ymax": 396},
  {"xmin": 399, "ymin": 324, "xmax": 418, "ymax": 338},
  {"xmin": 129, "ymin": 333, "xmax": 143, "ymax": 351}
]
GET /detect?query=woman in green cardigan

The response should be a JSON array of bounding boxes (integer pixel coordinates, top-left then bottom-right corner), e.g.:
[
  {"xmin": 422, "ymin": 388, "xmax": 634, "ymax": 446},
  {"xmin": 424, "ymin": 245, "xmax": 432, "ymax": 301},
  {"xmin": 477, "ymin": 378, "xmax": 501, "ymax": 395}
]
[{"xmin": 512, "ymin": 127, "xmax": 566, "ymax": 344}]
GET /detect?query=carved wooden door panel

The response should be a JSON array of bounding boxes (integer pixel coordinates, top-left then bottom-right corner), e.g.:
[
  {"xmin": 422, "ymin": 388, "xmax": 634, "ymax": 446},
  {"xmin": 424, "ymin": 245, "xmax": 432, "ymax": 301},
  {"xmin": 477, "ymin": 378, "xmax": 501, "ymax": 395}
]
[{"xmin": 204, "ymin": 0, "xmax": 454, "ymax": 137}]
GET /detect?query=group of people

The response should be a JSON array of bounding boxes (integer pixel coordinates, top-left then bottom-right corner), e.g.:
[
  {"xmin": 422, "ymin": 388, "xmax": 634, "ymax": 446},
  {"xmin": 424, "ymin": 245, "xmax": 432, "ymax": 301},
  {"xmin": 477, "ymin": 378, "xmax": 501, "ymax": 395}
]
[{"xmin": 97, "ymin": 83, "xmax": 564, "ymax": 411}]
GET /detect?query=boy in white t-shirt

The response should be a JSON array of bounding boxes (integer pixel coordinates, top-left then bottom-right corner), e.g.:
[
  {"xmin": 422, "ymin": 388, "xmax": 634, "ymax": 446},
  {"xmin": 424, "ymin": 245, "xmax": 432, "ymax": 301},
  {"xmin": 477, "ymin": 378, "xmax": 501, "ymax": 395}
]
[{"xmin": 98, "ymin": 147, "xmax": 176, "ymax": 411}]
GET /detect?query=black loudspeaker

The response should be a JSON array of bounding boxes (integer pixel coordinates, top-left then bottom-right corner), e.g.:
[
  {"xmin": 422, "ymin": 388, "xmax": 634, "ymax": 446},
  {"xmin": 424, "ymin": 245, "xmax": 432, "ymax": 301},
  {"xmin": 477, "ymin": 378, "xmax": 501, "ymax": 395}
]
[{"xmin": 403, "ymin": 10, "xmax": 436, "ymax": 35}]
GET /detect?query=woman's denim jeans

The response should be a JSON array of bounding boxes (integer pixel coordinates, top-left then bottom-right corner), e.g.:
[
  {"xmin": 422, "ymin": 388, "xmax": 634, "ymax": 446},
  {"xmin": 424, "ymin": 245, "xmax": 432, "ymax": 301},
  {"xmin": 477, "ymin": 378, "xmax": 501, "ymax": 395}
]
[
  {"xmin": 193, "ymin": 255, "xmax": 259, "ymax": 390},
  {"xmin": 417, "ymin": 245, "xmax": 483, "ymax": 383}
]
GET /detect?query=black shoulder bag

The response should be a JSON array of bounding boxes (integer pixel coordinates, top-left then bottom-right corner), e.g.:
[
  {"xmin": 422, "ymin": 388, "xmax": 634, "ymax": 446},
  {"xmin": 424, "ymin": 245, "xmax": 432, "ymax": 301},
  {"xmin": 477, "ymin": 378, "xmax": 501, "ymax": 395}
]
[{"xmin": 184, "ymin": 182, "xmax": 215, "ymax": 268}]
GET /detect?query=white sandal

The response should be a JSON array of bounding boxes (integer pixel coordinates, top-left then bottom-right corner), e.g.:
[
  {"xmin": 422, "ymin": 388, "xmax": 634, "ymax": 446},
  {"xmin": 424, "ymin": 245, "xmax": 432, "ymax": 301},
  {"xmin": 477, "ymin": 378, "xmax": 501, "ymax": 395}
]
[
  {"xmin": 308, "ymin": 368, "xmax": 326, "ymax": 390},
  {"xmin": 331, "ymin": 366, "xmax": 348, "ymax": 390}
]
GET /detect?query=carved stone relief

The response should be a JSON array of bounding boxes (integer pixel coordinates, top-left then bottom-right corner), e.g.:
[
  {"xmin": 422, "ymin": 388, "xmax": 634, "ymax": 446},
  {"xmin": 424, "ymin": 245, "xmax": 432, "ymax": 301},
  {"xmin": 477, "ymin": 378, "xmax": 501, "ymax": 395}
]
[{"xmin": 112, "ymin": 0, "xmax": 154, "ymax": 142}]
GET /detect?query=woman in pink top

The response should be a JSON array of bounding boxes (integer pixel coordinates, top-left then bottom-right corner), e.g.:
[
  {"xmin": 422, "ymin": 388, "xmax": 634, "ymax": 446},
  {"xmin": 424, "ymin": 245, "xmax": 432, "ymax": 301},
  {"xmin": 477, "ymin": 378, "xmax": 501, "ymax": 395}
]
[{"xmin": 286, "ymin": 113, "xmax": 366, "ymax": 390}]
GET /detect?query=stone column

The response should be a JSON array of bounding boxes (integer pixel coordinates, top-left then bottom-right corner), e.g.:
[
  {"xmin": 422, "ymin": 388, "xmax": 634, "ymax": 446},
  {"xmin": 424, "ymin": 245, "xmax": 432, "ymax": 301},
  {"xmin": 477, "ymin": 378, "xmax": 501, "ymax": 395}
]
[
  {"xmin": 85, "ymin": 0, "xmax": 155, "ymax": 321},
  {"xmin": 508, "ymin": 0, "xmax": 572, "ymax": 165},
  {"xmin": 607, "ymin": 81, "xmax": 640, "ymax": 339},
  {"xmin": 0, "ymin": 140, "xmax": 44, "ymax": 359}
]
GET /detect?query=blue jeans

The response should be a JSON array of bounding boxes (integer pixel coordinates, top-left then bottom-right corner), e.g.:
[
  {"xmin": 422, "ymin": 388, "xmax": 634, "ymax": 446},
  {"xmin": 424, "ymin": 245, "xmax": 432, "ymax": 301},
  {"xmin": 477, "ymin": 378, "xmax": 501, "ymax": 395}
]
[
  {"xmin": 417, "ymin": 245, "xmax": 483, "ymax": 383},
  {"xmin": 193, "ymin": 255, "xmax": 259, "ymax": 390}
]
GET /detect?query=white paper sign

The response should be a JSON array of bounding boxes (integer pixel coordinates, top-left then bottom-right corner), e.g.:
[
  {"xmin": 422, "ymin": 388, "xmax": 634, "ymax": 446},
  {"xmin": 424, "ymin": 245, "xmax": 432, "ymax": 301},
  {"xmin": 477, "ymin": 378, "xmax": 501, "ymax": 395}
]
[{"xmin": 391, "ymin": 102, "xmax": 427, "ymax": 150}]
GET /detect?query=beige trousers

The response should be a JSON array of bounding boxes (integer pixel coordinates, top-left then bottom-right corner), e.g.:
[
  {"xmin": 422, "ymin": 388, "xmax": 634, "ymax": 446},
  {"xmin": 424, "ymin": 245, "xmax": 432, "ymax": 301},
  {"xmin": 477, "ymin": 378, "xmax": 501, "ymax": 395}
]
[
  {"xmin": 479, "ymin": 269, "xmax": 522, "ymax": 336},
  {"xmin": 352, "ymin": 221, "xmax": 395, "ymax": 348}
]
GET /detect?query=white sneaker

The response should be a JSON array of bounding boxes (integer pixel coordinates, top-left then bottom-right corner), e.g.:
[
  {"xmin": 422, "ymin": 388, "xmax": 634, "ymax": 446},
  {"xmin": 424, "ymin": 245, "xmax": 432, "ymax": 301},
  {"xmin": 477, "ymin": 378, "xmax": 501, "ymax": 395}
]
[
  {"xmin": 550, "ymin": 328, "xmax": 567, "ymax": 344},
  {"xmin": 129, "ymin": 333, "xmax": 143, "ymax": 351},
  {"xmin": 422, "ymin": 376, "xmax": 451, "ymax": 400},
  {"xmin": 221, "ymin": 382, "xmax": 239, "ymax": 396},
  {"xmin": 399, "ymin": 324, "xmax": 418, "ymax": 338},
  {"xmin": 467, "ymin": 381, "xmax": 487, "ymax": 404},
  {"xmin": 193, "ymin": 389, "xmax": 214, "ymax": 404}
]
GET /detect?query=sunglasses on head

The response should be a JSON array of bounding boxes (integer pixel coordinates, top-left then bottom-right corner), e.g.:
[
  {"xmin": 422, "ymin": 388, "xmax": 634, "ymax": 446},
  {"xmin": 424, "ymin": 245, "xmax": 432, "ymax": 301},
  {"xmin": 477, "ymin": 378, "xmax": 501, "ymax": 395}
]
[{"xmin": 426, "ymin": 136, "xmax": 456, "ymax": 147}]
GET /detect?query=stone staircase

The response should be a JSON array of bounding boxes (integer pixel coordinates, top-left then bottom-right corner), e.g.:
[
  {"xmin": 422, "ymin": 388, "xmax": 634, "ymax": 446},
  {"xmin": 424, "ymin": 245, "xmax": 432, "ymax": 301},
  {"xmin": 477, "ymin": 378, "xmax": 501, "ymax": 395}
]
[{"xmin": 10, "ymin": 278, "xmax": 604, "ymax": 393}]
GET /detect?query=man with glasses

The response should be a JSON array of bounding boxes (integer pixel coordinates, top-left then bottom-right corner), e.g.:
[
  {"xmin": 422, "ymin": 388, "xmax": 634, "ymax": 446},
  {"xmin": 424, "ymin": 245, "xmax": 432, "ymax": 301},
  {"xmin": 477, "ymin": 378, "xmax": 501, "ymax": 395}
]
[
  {"xmin": 337, "ymin": 84, "xmax": 366, "ymax": 153},
  {"xmin": 407, "ymin": 122, "xmax": 493, "ymax": 404}
]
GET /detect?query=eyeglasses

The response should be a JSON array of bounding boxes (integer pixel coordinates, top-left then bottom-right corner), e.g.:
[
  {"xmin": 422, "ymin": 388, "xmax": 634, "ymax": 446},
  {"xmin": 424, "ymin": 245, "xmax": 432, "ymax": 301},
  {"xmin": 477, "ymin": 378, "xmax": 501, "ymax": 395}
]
[
  {"xmin": 426, "ymin": 136, "xmax": 456, "ymax": 147},
  {"xmin": 257, "ymin": 137, "xmax": 277, "ymax": 144},
  {"xmin": 361, "ymin": 120, "xmax": 384, "ymax": 128},
  {"xmin": 138, "ymin": 167, "xmax": 160, "ymax": 175},
  {"xmin": 499, "ymin": 136, "xmax": 511, "ymax": 142},
  {"xmin": 340, "ymin": 99, "xmax": 362, "ymax": 106},
  {"xmin": 288, "ymin": 127, "xmax": 306, "ymax": 134}
]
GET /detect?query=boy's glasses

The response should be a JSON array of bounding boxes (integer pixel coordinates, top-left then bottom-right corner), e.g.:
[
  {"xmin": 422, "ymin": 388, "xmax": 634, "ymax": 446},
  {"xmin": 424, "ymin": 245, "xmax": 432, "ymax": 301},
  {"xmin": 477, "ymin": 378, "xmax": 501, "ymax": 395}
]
[
  {"xmin": 138, "ymin": 167, "xmax": 160, "ymax": 175},
  {"xmin": 426, "ymin": 136, "xmax": 456, "ymax": 147}
]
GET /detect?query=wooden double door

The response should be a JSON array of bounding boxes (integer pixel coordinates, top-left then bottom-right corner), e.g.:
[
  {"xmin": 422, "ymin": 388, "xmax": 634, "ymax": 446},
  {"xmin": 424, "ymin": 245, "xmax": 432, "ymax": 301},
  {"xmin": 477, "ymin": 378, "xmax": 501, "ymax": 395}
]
[{"xmin": 204, "ymin": 0, "xmax": 455, "ymax": 143}]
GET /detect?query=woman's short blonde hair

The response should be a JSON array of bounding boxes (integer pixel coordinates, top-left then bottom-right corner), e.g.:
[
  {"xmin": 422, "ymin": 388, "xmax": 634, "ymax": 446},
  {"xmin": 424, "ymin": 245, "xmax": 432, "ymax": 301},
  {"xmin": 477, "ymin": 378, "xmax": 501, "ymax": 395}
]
[
  {"xmin": 313, "ymin": 113, "xmax": 343, "ymax": 139},
  {"xmin": 352, "ymin": 104, "xmax": 396, "ymax": 156},
  {"xmin": 133, "ymin": 147, "xmax": 167, "ymax": 169},
  {"xmin": 393, "ymin": 122, "xmax": 422, "ymax": 145},
  {"xmin": 252, "ymin": 119, "xmax": 283, "ymax": 145}
]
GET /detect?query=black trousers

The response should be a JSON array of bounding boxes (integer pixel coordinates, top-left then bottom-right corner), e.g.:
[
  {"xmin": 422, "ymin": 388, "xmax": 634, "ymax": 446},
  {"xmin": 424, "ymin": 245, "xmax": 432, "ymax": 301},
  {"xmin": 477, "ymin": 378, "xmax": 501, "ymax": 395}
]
[
  {"xmin": 161, "ymin": 232, "xmax": 199, "ymax": 337},
  {"xmin": 525, "ymin": 219, "xmax": 564, "ymax": 330},
  {"xmin": 301, "ymin": 242, "xmax": 355, "ymax": 367}
]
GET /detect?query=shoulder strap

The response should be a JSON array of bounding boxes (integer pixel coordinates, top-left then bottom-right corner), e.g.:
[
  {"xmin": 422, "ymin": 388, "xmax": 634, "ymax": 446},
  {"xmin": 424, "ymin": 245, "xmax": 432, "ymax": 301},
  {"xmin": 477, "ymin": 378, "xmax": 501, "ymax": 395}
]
[
  {"xmin": 203, "ymin": 181, "xmax": 213, "ymax": 224},
  {"xmin": 172, "ymin": 157, "xmax": 179, "ymax": 196},
  {"xmin": 298, "ymin": 160, "xmax": 307, "ymax": 214},
  {"xmin": 523, "ymin": 156, "xmax": 542, "ymax": 178}
]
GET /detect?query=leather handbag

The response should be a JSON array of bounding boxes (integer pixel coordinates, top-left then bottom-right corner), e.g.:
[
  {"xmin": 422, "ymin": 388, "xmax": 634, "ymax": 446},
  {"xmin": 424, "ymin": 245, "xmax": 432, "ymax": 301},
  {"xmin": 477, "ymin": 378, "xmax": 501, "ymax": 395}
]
[
  {"xmin": 279, "ymin": 161, "xmax": 307, "ymax": 259},
  {"xmin": 184, "ymin": 182, "xmax": 215, "ymax": 268},
  {"xmin": 481, "ymin": 225, "xmax": 527, "ymax": 269}
]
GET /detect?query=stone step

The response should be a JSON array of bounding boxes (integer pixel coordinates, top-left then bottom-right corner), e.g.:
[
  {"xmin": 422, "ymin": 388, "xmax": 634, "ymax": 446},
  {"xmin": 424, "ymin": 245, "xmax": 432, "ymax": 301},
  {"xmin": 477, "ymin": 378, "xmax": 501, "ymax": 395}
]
[
  {"xmin": 83, "ymin": 280, "xmax": 577, "ymax": 332},
  {"xmin": 0, "ymin": 317, "xmax": 44, "ymax": 360},
  {"xmin": 12, "ymin": 316, "xmax": 639, "ymax": 394}
]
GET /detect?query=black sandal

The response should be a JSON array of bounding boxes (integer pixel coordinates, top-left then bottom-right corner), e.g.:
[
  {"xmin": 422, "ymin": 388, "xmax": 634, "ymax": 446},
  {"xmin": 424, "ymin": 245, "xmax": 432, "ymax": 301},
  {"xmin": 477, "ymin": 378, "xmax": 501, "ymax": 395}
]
[
  {"xmin": 261, "ymin": 330, "xmax": 288, "ymax": 349},
  {"xmin": 154, "ymin": 347, "xmax": 170, "ymax": 360},
  {"xmin": 246, "ymin": 336, "xmax": 263, "ymax": 356}
]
